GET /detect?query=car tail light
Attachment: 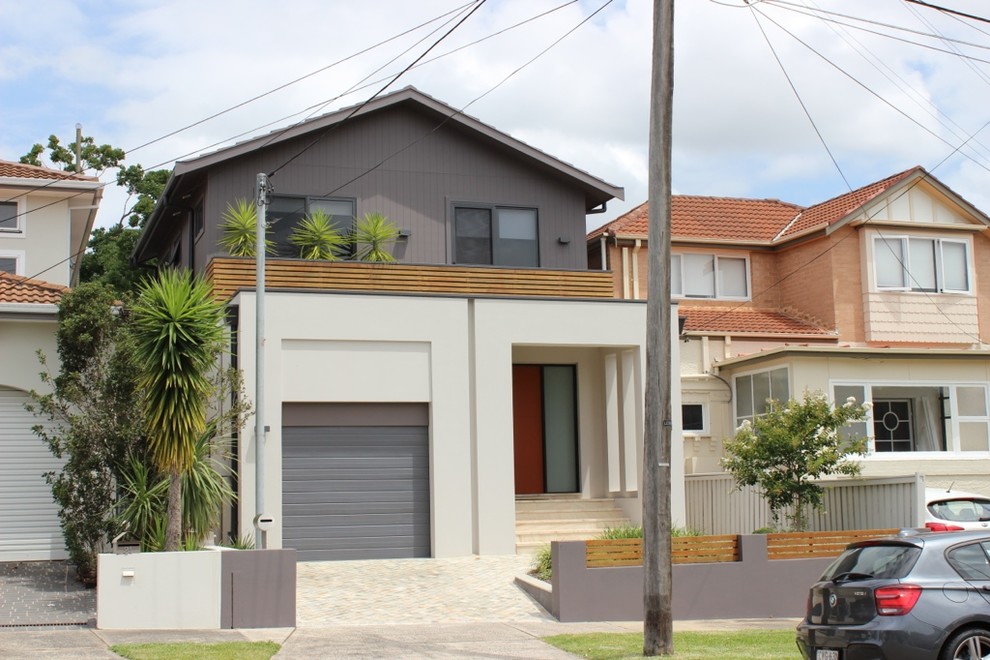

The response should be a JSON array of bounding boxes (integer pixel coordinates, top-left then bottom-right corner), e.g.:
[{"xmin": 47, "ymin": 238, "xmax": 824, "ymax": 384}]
[
  {"xmin": 926, "ymin": 522, "xmax": 966, "ymax": 532},
  {"xmin": 875, "ymin": 584, "xmax": 922, "ymax": 615}
]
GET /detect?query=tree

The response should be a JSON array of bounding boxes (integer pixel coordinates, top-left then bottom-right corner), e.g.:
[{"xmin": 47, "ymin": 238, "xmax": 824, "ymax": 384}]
[
  {"xmin": 20, "ymin": 134, "xmax": 124, "ymax": 175},
  {"xmin": 289, "ymin": 209, "xmax": 349, "ymax": 260},
  {"xmin": 130, "ymin": 269, "xmax": 228, "ymax": 551},
  {"xmin": 117, "ymin": 165, "xmax": 170, "ymax": 228},
  {"xmin": 219, "ymin": 199, "xmax": 272, "ymax": 257},
  {"xmin": 27, "ymin": 283, "xmax": 144, "ymax": 583},
  {"xmin": 722, "ymin": 392, "xmax": 870, "ymax": 531},
  {"xmin": 79, "ymin": 225, "xmax": 151, "ymax": 296}
]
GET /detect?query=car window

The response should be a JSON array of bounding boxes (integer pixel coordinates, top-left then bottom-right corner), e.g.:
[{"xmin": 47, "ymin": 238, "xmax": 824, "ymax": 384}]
[
  {"xmin": 823, "ymin": 545, "xmax": 920, "ymax": 581},
  {"xmin": 929, "ymin": 498, "xmax": 990, "ymax": 522},
  {"xmin": 947, "ymin": 543, "xmax": 990, "ymax": 580}
]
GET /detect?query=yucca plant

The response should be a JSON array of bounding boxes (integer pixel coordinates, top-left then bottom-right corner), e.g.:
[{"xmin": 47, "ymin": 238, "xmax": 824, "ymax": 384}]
[
  {"xmin": 352, "ymin": 212, "xmax": 399, "ymax": 262},
  {"xmin": 288, "ymin": 209, "xmax": 349, "ymax": 260},
  {"xmin": 181, "ymin": 421, "xmax": 236, "ymax": 543},
  {"xmin": 115, "ymin": 455, "xmax": 168, "ymax": 552},
  {"xmin": 130, "ymin": 269, "xmax": 228, "ymax": 551},
  {"xmin": 218, "ymin": 198, "xmax": 273, "ymax": 257}
]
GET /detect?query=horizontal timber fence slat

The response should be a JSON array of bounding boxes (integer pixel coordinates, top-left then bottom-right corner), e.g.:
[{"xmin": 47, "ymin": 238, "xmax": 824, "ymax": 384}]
[
  {"xmin": 684, "ymin": 473, "xmax": 926, "ymax": 535},
  {"xmin": 584, "ymin": 529, "xmax": 900, "ymax": 569}
]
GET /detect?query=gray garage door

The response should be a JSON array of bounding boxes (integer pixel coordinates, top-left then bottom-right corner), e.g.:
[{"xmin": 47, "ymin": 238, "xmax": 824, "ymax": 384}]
[{"xmin": 282, "ymin": 425, "xmax": 430, "ymax": 561}]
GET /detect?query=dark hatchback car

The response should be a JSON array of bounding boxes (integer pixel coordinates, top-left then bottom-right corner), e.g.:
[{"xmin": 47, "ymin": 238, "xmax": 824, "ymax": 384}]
[{"xmin": 797, "ymin": 530, "xmax": 990, "ymax": 660}]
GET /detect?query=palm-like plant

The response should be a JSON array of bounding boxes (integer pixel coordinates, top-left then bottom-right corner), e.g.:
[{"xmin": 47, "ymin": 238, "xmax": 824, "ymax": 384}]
[
  {"xmin": 218, "ymin": 199, "xmax": 273, "ymax": 257},
  {"xmin": 352, "ymin": 212, "xmax": 399, "ymax": 262},
  {"xmin": 288, "ymin": 209, "xmax": 349, "ymax": 260},
  {"xmin": 130, "ymin": 269, "xmax": 227, "ymax": 551},
  {"xmin": 181, "ymin": 421, "xmax": 235, "ymax": 542}
]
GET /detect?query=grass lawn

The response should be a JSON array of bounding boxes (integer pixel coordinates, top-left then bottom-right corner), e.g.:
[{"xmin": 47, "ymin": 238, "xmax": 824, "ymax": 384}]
[
  {"xmin": 543, "ymin": 630, "xmax": 799, "ymax": 659},
  {"xmin": 110, "ymin": 641, "xmax": 280, "ymax": 660}
]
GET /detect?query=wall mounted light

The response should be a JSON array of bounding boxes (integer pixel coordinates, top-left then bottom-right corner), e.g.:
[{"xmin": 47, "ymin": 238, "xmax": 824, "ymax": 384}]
[
  {"xmin": 398, "ymin": 229, "xmax": 412, "ymax": 239},
  {"xmin": 557, "ymin": 236, "xmax": 571, "ymax": 245}
]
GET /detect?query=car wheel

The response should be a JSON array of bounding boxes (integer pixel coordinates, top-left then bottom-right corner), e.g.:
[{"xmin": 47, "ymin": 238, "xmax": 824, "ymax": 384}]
[{"xmin": 942, "ymin": 628, "xmax": 990, "ymax": 660}]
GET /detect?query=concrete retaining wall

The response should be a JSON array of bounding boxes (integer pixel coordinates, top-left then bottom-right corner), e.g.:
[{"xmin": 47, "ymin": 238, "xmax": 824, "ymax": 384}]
[
  {"xmin": 98, "ymin": 548, "xmax": 295, "ymax": 629},
  {"xmin": 551, "ymin": 536, "xmax": 833, "ymax": 622}
]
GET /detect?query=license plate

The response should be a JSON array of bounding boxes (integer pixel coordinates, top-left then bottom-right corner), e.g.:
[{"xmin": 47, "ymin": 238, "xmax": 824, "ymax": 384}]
[{"xmin": 816, "ymin": 650, "xmax": 839, "ymax": 660}]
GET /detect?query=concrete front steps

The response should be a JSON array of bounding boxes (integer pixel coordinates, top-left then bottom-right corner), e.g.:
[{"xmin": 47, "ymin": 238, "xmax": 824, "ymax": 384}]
[{"xmin": 515, "ymin": 496, "xmax": 632, "ymax": 554}]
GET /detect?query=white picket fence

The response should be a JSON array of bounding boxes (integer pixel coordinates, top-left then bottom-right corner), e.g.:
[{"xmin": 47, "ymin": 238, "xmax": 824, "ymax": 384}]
[{"xmin": 684, "ymin": 473, "xmax": 926, "ymax": 534}]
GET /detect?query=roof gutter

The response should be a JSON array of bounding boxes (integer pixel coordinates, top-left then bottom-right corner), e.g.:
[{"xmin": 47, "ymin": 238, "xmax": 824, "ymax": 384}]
[
  {"xmin": 715, "ymin": 344, "xmax": 990, "ymax": 369},
  {"xmin": 0, "ymin": 302, "xmax": 59, "ymax": 320}
]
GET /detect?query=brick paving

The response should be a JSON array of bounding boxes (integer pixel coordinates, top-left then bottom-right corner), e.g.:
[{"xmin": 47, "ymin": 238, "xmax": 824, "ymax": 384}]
[
  {"xmin": 0, "ymin": 561, "xmax": 95, "ymax": 627},
  {"xmin": 295, "ymin": 554, "xmax": 552, "ymax": 626}
]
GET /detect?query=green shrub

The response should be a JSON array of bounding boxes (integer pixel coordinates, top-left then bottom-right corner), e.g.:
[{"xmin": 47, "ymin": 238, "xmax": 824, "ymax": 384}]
[
  {"xmin": 532, "ymin": 544, "xmax": 553, "ymax": 582},
  {"xmin": 597, "ymin": 525, "xmax": 643, "ymax": 540}
]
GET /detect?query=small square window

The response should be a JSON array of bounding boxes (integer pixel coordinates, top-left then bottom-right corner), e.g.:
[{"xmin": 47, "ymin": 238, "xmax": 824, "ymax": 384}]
[
  {"xmin": 0, "ymin": 201, "xmax": 19, "ymax": 231},
  {"xmin": 682, "ymin": 404, "xmax": 706, "ymax": 433}
]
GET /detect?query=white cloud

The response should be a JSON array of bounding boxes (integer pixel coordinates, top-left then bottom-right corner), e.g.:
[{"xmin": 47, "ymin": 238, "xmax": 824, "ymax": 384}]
[{"xmin": 1, "ymin": 0, "xmax": 988, "ymax": 234}]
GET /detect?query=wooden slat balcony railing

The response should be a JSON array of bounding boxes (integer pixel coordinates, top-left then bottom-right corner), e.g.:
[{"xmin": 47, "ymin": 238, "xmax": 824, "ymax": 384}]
[{"xmin": 206, "ymin": 257, "xmax": 617, "ymax": 300}]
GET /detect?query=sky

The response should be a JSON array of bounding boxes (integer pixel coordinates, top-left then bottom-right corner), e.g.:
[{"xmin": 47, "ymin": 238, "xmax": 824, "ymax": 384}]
[{"xmin": 2, "ymin": 0, "xmax": 990, "ymax": 232}]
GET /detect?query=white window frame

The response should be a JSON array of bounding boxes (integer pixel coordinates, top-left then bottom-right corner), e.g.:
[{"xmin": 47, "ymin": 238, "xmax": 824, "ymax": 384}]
[
  {"xmin": 873, "ymin": 234, "xmax": 972, "ymax": 294},
  {"xmin": 681, "ymin": 403, "xmax": 708, "ymax": 435},
  {"xmin": 671, "ymin": 252, "xmax": 750, "ymax": 300},
  {"xmin": 830, "ymin": 380, "xmax": 990, "ymax": 456},
  {"xmin": 0, "ymin": 250, "xmax": 25, "ymax": 276},
  {"xmin": 0, "ymin": 200, "xmax": 24, "ymax": 235},
  {"xmin": 733, "ymin": 365, "xmax": 790, "ymax": 428}
]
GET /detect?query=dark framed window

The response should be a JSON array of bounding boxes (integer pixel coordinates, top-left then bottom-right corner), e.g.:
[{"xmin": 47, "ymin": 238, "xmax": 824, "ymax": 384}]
[
  {"xmin": 0, "ymin": 201, "xmax": 20, "ymax": 232},
  {"xmin": 682, "ymin": 404, "xmax": 706, "ymax": 433},
  {"xmin": 269, "ymin": 195, "xmax": 356, "ymax": 258},
  {"xmin": 0, "ymin": 256, "xmax": 17, "ymax": 274},
  {"xmin": 454, "ymin": 204, "xmax": 538, "ymax": 267},
  {"xmin": 192, "ymin": 203, "xmax": 204, "ymax": 238}
]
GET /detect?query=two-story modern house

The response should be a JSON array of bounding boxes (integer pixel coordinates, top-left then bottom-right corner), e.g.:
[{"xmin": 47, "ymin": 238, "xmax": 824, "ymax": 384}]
[
  {"xmin": 589, "ymin": 166, "xmax": 990, "ymax": 495},
  {"xmin": 0, "ymin": 159, "xmax": 103, "ymax": 561},
  {"xmin": 133, "ymin": 87, "xmax": 683, "ymax": 560}
]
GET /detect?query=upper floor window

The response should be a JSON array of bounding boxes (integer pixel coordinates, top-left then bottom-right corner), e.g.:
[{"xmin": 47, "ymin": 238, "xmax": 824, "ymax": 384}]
[
  {"xmin": 454, "ymin": 205, "xmax": 538, "ymax": 267},
  {"xmin": 0, "ymin": 201, "xmax": 21, "ymax": 232},
  {"xmin": 671, "ymin": 253, "xmax": 748, "ymax": 299},
  {"xmin": 269, "ymin": 196, "xmax": 356, "ymax": 259},
  {"xmin": 874, "ymin": 235, "xmax": 970, "ymax": 294},
  {"xmin": 0, "ymin": 251, "xmax": 23, "ymax": 275},
  {"xmin": 735, "ymin": 366, "xmax": 789, "ymax": 427}
]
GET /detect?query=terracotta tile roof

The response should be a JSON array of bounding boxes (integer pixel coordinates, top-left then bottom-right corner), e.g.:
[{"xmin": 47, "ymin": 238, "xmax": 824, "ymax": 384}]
[
  {"xmin": 0, "ymin": 273, "xmax": 67, "ymax": 305},
  {"xmin": 588, "ymin": 197, "xmax": 803, "ymax": 243},
  {"xmin": 776, "ymin": 167, "xmax": 919, "ymax": 239},
  {"xmin": 681, "ymin": 307, "xmax": 834, "ymax": 336},
  {"xmin": 0, "ymin": 159, "xmax": 97, "ymax": 181}
]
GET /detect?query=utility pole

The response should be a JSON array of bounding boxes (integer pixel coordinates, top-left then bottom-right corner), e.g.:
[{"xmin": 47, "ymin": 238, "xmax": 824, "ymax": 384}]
[
  {"xmin": 643, "ymin": 0, "xmax": 674, "ymax": 656},
  {"xmin": 254, "ymin": 172, "xmax": 270, "ymax": 549}
]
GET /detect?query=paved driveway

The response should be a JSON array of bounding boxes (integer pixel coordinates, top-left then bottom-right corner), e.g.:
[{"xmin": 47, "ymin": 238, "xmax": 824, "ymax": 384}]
[
  {"xmin": 0, "ymin": 561, "xmax": 94, "ymax": 628},
  {"xmin": 295, "ymin": 554, "xmax": 551, "ymax": 626}
]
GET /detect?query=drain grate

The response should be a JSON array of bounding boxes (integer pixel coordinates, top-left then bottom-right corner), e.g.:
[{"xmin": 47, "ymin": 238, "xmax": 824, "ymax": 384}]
[{"xmin": 0, "ymin": 621, "xmax": 89, "ymax": 628}]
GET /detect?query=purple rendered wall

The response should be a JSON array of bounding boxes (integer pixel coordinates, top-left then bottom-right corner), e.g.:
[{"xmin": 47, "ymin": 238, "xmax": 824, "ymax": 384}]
[{"xmin": 551, "ymin": 536, "xmax": 833, "ymax": 622}]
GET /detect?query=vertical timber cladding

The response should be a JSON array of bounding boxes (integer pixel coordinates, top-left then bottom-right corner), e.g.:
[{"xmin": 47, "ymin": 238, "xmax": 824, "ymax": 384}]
[{"xmin": 281, "ymin": 402, "xmax": 430, "ymax": 561}]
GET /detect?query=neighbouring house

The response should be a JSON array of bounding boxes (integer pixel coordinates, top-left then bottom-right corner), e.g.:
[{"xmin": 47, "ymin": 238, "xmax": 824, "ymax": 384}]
[
  {"xmin": 0, "ymin": 160, "xmax": 103, "ymax": 561},
  {"xmin": 133, "ymin": 86, "xmax": 684, "ymax": 561},
  {"xmin": 589, "ymin": 166, "xmax": 990, "ymax": 495}
]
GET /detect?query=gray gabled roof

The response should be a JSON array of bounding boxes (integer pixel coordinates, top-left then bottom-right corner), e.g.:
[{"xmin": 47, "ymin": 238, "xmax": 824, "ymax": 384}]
[
  {"xmin": 136, "ymin": 87, "xmax": 623, "ymax": 262},
  {"xmin": 170, "ymin": 86, "xmax": 623, "ymax": 198}
]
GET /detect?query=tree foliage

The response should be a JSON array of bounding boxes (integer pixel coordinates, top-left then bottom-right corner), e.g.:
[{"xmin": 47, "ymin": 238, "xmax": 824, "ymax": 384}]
[
  {"xmin": 721, "ymin": 392, "xmax": 869, "ymax": 531},
  {"xmin": 130, "ymin": 269, "xmax": 230, "ymax": 551},
  {"xmin": 27, "ymin": 283, "xmax": 144, "ymax": 583},
  {"xmin": 20, "ymin": 134, "xmax": 125, "ymax": 175},
  {"xmin": 79, "ymin": 225, "xmax": 151, "ymax": 296}
]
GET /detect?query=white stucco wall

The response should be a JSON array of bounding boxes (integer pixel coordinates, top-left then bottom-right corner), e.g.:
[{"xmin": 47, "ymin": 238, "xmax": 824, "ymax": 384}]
[
  {"xmin": 0, "ymin": 195, "xmax": 73, "ymax": 286},
  {"xmin": 0, "ymin": 316, "xmax": 57, "ymax": 392},
  {"xmin": 233, "ymin": 290, "xmax": 672, "ymax": 557}
]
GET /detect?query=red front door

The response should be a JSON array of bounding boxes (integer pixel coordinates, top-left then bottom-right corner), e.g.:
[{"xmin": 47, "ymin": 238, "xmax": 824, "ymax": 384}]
[{"xmin": 512, "ymin": 365, "xmax": 544, "ymax": 494}]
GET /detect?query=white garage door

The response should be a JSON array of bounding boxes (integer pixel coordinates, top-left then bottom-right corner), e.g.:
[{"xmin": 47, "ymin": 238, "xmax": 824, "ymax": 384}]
[{"xmin": 0, "ymin": 389, "xmax": 66, "ymax": 561}]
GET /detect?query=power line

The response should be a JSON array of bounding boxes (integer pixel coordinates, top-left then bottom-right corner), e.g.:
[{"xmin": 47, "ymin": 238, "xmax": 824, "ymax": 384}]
[
  {"xmin": 267, "ymin": 1, "xmax": 488, "ymax": 177},
  {"xmin": 904, "ymin": 0, "xmax": 990, "ymax": 25}
]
